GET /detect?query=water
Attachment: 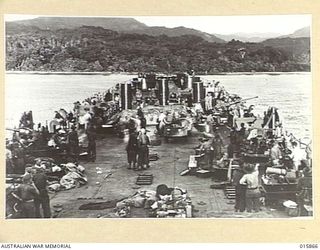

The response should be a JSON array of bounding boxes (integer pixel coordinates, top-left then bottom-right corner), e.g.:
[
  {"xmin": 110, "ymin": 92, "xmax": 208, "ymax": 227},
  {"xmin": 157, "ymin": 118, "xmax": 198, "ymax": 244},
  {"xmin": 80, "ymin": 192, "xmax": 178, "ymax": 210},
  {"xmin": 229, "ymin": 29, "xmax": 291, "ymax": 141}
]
[
  {"xmin": 5, "ymin": 73, "xmax": 312, "ymax": 142},
  {"xmin": 5, "ymin": 73, "xmax": 135, "ymax": 128},
  {"xmin": 201, "ymin": 73, "xmax": 312, "ymax": 142}
]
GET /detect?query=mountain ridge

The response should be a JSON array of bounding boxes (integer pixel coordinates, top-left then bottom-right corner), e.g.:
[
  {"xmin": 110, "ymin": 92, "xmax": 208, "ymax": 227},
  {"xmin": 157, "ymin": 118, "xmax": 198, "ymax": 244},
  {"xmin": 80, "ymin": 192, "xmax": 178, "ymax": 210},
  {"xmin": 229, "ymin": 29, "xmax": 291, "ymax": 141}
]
[
  {"xmin": 7, "ymin": 17, "xmax": 310, "ymax": 44},
  {"xmin": 214, "ymin": 32, "xmax": 282, "ymax": 43},
  {"xmin": 278, "ymin": 26, "xmax": 310, "ymax": 38},
  {"xmin": 5, "ymin": 23, "xmax": 310, "ymax": 73},
  {"xmin": 214, "ymin": 26, "xmax": 310, "ymax": 43},
  {"xmin": 10, "ymin": 17, "xmax": 148, "ymax": 31},
  {"xmin": 8, "ymin": 17, "xmax": 225, "ymax": 43}
]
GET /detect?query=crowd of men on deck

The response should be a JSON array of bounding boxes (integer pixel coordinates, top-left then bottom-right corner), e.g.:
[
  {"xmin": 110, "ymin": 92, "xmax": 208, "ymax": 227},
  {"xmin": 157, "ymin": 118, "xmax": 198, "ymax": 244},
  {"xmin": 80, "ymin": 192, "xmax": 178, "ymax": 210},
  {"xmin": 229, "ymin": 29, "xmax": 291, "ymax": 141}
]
[
  {"xmin": 6, "ymin": 75, "xmax": 312, "ymax": 218},
  {"xmin": 6, "ymin": 91, "xmax": 113, "ymax": 218},
  {"xmin": 184, "ymin": 80, "xmax": 313, "ymax": 215}
]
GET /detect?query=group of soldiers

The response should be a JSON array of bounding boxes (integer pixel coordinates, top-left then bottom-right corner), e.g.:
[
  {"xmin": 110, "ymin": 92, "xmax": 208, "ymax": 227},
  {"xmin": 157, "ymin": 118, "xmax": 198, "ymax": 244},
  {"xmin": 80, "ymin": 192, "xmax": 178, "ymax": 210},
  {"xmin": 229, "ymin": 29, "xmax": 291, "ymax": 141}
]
[
  {"xmin": 6, "ymin": 108, "xmax": 99, "ymax": 219},
  {"xmin": 196, "ymin": 91, "xmax": 312, "ymax": 215},
  {"xmin": 47, "ymin": 109, "xmax": 97, "ymax": 163},
  {"xmin": 125, "ymin": 108, "xmax": 151, "ymax": 171},
  {"xmin": 11, "ymin": 163, "xmax": 51, "ymax": 219},
  {"xmin": 230, "ymin": 119, "xmax": 312, "ymax": 214}
]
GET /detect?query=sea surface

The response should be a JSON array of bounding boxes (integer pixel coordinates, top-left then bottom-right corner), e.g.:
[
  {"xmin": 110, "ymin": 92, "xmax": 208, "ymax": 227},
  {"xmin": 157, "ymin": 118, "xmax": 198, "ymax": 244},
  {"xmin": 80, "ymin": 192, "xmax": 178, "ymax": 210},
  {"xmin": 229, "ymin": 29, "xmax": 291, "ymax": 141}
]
[{"xmin": 5, "ymin": 72, "xmax": 312, "ymax": 142}]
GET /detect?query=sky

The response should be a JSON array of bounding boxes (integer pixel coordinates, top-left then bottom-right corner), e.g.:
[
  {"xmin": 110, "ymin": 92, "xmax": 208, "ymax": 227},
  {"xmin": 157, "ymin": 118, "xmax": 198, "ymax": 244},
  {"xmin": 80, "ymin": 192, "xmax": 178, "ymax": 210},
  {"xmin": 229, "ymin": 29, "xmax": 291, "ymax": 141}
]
[{"xmin": 5, "ymin": 14, "xmax": 311, "ymax": 35}]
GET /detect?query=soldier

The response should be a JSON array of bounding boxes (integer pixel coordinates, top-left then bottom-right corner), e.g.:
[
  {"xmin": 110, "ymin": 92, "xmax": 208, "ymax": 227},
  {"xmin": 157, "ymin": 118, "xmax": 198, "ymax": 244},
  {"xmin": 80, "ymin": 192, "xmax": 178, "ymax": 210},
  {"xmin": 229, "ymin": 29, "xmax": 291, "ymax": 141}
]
[
  {"xmin": 205, "ymin": 93, "xmax": 213, "ymax": 112},
  {"xmin": 136, "ymin": 128, "xmax": 150, "ymax": 170},
  {"xmin": 67, "ymin": 125, "xmax": 79, "ymax": 162},
  {"xmin": 232, "ymin": 162, "xmax": 246, "ymax": 212},
  {"xmin": 87, "ymin": 126, "xmax": 97, "ymax": 162},
  {"xmin": 12, "ymin": 174, "xmax": 39, "ymax": 218},
  {"xmin": 126, "ymin": 131, "xmax": 138, "ymax": 169},
  {"xmin": 239, "ymin": 164, "xmax": 260, "ymax": 213},
  {"xmin": 33, "ymin": 167, "xmax": 51, "ymax": 218},
  {"xmin": 297, "ymin": 165, "xmax": 312, "ymax": 216}
]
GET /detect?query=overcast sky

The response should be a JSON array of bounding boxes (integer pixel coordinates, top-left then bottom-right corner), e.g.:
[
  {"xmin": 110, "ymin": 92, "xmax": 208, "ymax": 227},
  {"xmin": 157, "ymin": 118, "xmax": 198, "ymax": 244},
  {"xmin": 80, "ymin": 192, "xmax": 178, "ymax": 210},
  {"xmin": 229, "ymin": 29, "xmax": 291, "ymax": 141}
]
[{"xmin": 5, "ymin": 14, "xmax": 311, "ymax": 35}]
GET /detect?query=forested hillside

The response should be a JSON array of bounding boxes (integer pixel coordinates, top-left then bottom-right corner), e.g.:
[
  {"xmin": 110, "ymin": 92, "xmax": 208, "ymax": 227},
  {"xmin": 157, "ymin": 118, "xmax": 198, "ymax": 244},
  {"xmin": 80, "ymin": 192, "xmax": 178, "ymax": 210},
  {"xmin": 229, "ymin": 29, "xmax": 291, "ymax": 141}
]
[{"xmin": 6, "ymin": 24, "xmax": 310, "ymax": 73}]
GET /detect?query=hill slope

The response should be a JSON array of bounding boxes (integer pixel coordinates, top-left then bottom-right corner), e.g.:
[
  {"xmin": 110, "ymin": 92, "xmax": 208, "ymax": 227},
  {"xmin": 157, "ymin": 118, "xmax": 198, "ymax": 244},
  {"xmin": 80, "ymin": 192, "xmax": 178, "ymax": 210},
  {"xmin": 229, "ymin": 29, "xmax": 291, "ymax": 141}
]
[
  {"xmin": 126, "ymin": 26, "xmax": 225, "ymax": 43},
  {"xmin": 10, "ymin": 17, "xmax": 148, "ymax": 31},
  {"xmin": 290, "ymin": 26, "xmax": 310, "ymax": 37},
  {"xmin": 5, "ymin": 24, "xmax": 310, "ymax": 73},
  {"xmin": 8, "ymin": 17, "xmax": 225, "ymax": 43},
  {"xmin": 214, "ymin": 32, "xmax": 282, "ymax": 43},
  {"xmin": 277, "ymin": 26, "xmax": 310, "ymax": 39}
]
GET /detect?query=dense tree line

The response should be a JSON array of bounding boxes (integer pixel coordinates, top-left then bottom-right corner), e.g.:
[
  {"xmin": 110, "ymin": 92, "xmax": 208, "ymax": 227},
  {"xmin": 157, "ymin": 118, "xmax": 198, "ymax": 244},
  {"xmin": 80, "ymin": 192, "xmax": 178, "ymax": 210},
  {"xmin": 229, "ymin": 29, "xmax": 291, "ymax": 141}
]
[{"xmin": 5, "ymin": 25, "xmax": 310, "ymax": 73}]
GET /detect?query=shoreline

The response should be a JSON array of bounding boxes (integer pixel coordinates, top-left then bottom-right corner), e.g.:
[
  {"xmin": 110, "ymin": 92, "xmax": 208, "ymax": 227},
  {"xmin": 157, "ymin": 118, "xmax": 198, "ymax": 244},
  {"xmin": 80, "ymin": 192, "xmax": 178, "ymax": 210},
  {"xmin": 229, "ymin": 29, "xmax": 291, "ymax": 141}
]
[{"xmin": 5, "ymin": 71, "xmax": 311, "ymax": 76}]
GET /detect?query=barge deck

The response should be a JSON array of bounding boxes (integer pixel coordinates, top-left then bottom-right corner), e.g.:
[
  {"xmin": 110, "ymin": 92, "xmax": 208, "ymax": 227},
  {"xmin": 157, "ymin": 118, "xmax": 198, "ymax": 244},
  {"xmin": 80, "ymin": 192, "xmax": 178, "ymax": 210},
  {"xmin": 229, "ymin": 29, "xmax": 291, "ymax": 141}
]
[{"xmin": 50, "ymin": 126, "xmax": 288, "ymax": 218}]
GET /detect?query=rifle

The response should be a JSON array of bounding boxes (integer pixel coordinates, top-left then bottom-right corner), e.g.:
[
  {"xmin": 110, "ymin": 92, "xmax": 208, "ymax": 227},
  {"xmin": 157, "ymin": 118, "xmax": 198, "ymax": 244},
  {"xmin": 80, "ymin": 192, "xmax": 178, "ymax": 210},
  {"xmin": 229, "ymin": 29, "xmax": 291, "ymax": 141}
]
[
  {"xmin": 226, "ymin": 96, "xmax": 258, "ymax": 107},
  {"xmin": 6, "ymin": 127, "xmax": 33, "ymax": 133},
  {"xmin": 6, "ymin": 128, "xmax": 20, "ymax": 132}
]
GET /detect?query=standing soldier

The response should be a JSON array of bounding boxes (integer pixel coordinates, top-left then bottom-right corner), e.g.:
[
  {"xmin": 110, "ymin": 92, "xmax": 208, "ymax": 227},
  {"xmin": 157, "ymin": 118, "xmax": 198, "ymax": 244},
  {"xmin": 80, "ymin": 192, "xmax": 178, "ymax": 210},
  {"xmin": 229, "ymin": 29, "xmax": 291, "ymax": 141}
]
[
  {"xmin": 87, "ymin": 126, "xmax": 97, "ymax": 162},
  {"xmin": 232, "ymin": 162, "xmax": 246, "ymax": 212},
  {"xmin": 33, "ymin": 167, "xmax": 51, "ymax": 218},
  {"xmin": 126, "ymin": 131, "xmax": 138, "ymax": 169},
  {"xmin": 12, "ymin": 174, "xmax": 39, "ymax": 218},
  {"xmin": 270, "ymin": 141, "xmax": 282, "ymax": 165},
  {"xmin": 67, "ymin": 125, "xmax": 79, "ymax": 163},
  {"xmin": 297, "ymin": 165, "xmax": 312, "ymax": 216},
  {"xmin": 73, "ymin": 101, "xmax": 81, "ymax": 121},
  {"xmin": 140, "ymin": 113, "xmax": 147, "ymax": 129},
  {"xmin": 205, "ymin": 93, "xmax": 213, "ymax": 112},
  {"xmin": 212, "ymin": 133, "xmax": 223, "ymax": 160},
  {"xmin": 137, "ymin": 128, "xmax": 150, "ymax": 170},
  {"xmin": 157, "ymin": 111, "xmax": 166, "ymax": 136},
  {"xmin": 239, "ymin": 164, "xmax": 261, "ymax": 213}
]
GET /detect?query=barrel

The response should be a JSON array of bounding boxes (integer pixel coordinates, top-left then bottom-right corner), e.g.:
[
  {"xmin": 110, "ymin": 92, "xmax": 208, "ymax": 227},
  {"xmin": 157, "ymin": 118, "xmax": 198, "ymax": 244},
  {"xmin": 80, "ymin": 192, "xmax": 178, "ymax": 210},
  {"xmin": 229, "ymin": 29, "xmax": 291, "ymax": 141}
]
[
  {"xmin": 187, "ymin": 75, "xmax": 193, "ymax": 89},
  {"xmin": 192, "ymin": 76, "xmax": 201, "ymax": 83},
  {"xmin": 141, "ymin": 78, "xmax": 147, "ymax": 90},
  {"xmin": 145, "ymin": 74, "xmax": 157, "ymax": 89},
  {"xmin": 120, "ymin": 83, "xmax": 132, "ymax": 110},
  {"xmin": 192, "ymin": 82, "xmax": 205, "ymax": 103},
  {"xmin": 157, "ymin": 78, "xmax": 169, "ymax": 106}
]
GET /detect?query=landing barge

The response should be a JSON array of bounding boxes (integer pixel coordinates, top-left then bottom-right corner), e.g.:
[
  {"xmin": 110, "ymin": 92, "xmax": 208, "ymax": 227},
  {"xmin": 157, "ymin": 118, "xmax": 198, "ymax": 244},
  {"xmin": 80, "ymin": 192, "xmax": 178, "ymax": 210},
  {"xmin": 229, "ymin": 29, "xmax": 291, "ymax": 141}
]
[{"xmin": 5, "ymin": 72, "xmax": 313, "ymax": 218}]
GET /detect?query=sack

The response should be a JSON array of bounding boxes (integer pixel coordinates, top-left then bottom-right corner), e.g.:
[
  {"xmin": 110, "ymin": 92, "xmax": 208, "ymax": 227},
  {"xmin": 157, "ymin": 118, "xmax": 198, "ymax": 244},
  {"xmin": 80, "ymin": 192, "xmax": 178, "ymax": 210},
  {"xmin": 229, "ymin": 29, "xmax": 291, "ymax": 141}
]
[{"xmin": 132, "ymin": 196, "xmax": 146, "ymax": 208}]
